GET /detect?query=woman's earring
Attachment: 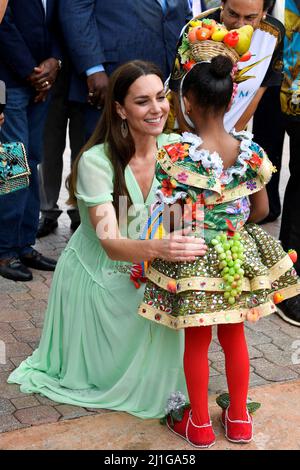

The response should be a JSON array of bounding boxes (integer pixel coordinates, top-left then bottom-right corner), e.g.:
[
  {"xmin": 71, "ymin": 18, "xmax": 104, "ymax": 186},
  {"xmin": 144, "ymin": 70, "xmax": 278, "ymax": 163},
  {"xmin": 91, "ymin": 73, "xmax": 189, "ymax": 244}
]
[
  {"xmin": 262, "ymin": 14, "xmax": 266, "ymax": 20},
  {"xmin": 121, "ymin": 119, "xmax": 128, "ymax": 138}
]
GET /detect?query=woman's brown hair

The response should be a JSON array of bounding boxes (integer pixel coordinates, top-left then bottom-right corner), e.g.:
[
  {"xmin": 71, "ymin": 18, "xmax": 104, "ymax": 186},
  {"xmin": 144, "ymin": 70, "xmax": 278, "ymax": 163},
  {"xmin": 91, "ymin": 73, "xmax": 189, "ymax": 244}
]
[{"xmin": 67, "ymin": 60, "xmax": 164, "ymax": 218}]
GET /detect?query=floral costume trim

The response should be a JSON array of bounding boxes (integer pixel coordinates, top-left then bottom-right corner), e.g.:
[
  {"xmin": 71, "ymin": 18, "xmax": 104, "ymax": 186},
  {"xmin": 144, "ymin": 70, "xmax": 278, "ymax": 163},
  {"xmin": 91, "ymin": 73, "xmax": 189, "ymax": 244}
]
[{"xmin": 138, "ymin": 131, "xmax": 300, "ymax": 329}]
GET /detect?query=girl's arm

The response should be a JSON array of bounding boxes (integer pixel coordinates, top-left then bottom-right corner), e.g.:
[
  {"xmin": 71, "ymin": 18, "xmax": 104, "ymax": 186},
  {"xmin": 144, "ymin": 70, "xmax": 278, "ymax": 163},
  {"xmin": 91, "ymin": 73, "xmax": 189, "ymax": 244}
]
[
  {"xmin": 248, "ymin": 187, "xmax": 269, "ymax": 223},
  {"xmin": 88, "ymin": 202, "xmax": 207, "ymax": 263}
]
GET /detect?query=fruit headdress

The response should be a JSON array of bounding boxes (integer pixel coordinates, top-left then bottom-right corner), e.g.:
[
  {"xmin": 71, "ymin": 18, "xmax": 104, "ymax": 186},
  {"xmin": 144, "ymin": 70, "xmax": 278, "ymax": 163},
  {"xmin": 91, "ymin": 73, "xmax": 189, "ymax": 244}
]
[{"xmin": 169, "ymin": 18, "xmax": 254, "ymax": 93}]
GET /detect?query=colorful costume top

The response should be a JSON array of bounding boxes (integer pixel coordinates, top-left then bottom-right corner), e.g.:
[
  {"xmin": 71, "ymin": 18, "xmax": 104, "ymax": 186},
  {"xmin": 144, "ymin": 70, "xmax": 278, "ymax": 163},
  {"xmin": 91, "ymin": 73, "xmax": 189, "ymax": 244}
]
[{"xmin": 138, "ymin": 130, "xmax": 300, "ymax": 329}]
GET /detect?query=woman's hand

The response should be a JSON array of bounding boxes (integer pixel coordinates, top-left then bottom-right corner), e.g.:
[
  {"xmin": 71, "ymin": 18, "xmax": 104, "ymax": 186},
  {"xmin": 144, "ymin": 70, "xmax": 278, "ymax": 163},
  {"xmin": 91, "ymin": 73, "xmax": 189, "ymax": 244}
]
[
  {"xmin": 154, "ymin": 227, "xmax": 207, "ymax": 262},
  {"xmin": 0, "ymin": 113, "xmax": 4, "ymax": 126}
]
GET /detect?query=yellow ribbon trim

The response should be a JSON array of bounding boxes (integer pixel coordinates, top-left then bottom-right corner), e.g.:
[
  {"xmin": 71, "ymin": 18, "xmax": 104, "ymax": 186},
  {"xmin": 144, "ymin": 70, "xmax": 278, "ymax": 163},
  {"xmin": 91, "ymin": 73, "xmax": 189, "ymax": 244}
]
[
  {"xmin": 138, "ymin": 301, "xmax": 276, "ymax": 330},
  {"xmin": 269, "ymin": 255, "xmax": 294, "ymax": 282},
  {"xmin": 269, "ymin": 282, "xmax": 300, "ymax": 302},
  {"xmin": 157, "ymin": 148, "xmax": 222, "ymax": 194},
  {"xmin": 157, "ymin": 145, "xmax": 275, "ymax": 206},
  {"xmin": 147, "ymin": 254, "xmax": 294, "ymax": 294},
  {"xmin": 147, "ymin": 266, "xmax": 273, "ymax": 293}
]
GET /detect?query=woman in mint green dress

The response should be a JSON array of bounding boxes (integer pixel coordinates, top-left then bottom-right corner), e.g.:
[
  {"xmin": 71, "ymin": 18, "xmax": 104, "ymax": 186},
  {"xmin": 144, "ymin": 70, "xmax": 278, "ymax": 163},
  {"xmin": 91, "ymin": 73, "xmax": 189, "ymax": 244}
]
[{"xmin": 8, "ymin": 61, "xmax": 207, "ymax": 418}]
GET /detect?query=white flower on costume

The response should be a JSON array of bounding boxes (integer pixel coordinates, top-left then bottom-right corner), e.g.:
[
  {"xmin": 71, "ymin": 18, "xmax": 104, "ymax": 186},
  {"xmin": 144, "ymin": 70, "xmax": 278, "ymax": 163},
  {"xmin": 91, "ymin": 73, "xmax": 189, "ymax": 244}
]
[{"xmin": 165, "ymin": 391, "xmax": 187, "ymax": 414}]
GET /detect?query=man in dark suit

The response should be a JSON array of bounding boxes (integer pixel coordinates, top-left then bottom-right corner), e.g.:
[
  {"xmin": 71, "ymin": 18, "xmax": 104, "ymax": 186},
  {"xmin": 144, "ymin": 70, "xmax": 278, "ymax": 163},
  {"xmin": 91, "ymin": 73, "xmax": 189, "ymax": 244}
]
[
  {"xmin": 0, "ymin": 0, "xmax": 62, "ymax": 281},
  {"xmin": 59, "ymin": 0, "xmax": 193, "ymax": 138},
  {"xmin": 36, "ymin": 0, "xmax": 192, "ymax": 237}
]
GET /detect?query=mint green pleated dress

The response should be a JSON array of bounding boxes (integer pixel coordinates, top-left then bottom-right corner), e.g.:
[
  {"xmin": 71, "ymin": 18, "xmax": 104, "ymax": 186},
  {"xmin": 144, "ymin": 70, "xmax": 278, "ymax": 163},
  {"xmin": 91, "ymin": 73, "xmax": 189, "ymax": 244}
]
[{"xmin": 8, "ymin": 134, "xmax": 187, "ymax": 419}]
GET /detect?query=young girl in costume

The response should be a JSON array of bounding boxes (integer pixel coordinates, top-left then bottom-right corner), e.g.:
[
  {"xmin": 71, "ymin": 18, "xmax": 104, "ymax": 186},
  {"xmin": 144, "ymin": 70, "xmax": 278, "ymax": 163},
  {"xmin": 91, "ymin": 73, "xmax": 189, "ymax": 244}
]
[{"xmin": 138, "ymin": 55, "xmax": 300, "ymax": 447}]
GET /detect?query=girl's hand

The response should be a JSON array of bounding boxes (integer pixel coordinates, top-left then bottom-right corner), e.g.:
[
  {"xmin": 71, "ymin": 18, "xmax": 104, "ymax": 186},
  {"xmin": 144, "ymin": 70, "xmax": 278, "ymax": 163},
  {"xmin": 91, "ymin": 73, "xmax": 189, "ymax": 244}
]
[{"xmin": 154, "ymin": 227, "xmax": 207, "ymax": 262}]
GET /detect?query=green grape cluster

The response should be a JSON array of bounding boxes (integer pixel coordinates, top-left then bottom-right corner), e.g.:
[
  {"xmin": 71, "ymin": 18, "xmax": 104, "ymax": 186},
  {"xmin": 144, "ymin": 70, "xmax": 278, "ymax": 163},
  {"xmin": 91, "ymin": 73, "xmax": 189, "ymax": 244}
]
[{"xmin": 211, "ymin": 232, "xmax": 245, "ymax": 305}]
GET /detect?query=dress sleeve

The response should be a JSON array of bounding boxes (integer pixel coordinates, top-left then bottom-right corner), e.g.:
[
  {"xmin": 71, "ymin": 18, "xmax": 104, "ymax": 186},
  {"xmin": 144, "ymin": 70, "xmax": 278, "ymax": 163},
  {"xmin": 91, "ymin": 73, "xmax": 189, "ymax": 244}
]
[{"xmin": 75, "ymin": 145, "xmax": 114, "ymax": 207}]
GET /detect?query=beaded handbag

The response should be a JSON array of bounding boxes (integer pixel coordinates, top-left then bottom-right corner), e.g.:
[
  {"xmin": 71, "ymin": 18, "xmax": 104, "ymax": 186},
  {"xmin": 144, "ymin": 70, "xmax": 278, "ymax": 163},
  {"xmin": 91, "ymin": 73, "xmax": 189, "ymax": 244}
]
[{"xmin": 0, "ymin": 142, "xmax": 30, "ymax": 195}]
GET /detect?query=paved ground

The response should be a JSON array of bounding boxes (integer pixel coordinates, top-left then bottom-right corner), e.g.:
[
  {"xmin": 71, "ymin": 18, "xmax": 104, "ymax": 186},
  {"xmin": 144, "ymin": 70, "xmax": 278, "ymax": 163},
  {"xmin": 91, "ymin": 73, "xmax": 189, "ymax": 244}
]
[
  {"xmin": 1, "ymin": 381, "xmax": 299, "ymax": 450},
  {"xmin": 0, "ymin": 133, "xmax": 299, "ymax": 447}
]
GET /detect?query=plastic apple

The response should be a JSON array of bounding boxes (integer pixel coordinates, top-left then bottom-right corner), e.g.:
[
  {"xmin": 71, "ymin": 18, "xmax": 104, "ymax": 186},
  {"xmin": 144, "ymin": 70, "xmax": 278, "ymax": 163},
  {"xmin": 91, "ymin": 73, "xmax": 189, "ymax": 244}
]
[
  {"xmin": 189, "ymin": 20, "xmax": 202, "ymax": 28},
  {"xmin": 247, "ymin": 308, "xmax": 260, "ymax": 323},
  {"xmin": 196, "ymin": 27, "xmax": 212, "ymax": 41},
  {"xmin": 202, "ymin": 18, "xmax": 217, "ymax": 30},
  {"xmin": 239, "ymin": 51, "xmax": 252, "ymax": 62},
  {"xmin": 288, "ymin": 249, "xmax": 298, "ymax": 263},
  {"xmin": 273, "ymin": 292, "xmax": 284, "ymax": 304},
  {"xmin": 235, "ymin": 31, "xmax": 252, "ymax": 55},
  {"xmin": 223, "ymin": 31, "xmax": 239, "ymax": 47},
  {"xmin": 211, "ymin": 27, "xmax": 228, "ymax": 42},
  {"xmin": 188, "ymin": 28, "xmax": 198, "ymax": 43},
  {"xmin": 167, "ymin": 280, "xmax": 177, "ymax": 293}
]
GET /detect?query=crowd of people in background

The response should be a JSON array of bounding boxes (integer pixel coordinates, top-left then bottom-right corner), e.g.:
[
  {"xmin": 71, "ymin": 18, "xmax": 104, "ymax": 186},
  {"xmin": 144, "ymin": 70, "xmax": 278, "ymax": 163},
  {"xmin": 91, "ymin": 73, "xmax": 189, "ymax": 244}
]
[
  {"xmin": 0, "ymin": 0, "xmax": 299, "ymax": 449},
  {"xmin": 0, "ymin": 1, "xmax": 299, "ymax": 309}
]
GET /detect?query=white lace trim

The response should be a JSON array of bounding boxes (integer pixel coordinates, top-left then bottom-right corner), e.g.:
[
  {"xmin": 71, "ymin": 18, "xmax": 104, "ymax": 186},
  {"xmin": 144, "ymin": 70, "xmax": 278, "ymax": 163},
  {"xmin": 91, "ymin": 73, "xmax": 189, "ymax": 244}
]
[
  {"xmin": 155, "ymin": 189, "xmax": 188, "ymax": 205},
  {"xmin": 181, "ymin": 129, "xmax": 254, "ymax": 185}
]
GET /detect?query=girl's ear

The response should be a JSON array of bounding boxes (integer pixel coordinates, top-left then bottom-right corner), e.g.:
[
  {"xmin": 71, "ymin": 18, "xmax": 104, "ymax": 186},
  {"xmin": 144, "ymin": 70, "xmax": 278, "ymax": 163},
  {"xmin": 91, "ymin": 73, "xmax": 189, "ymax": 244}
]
[
  {"xmin": 115, "ymin": 101, "xmax": 126, "ymax": 120},
  {"xmin": 183, "ymin": 96, "xmax": 192, "ymax": 115}
]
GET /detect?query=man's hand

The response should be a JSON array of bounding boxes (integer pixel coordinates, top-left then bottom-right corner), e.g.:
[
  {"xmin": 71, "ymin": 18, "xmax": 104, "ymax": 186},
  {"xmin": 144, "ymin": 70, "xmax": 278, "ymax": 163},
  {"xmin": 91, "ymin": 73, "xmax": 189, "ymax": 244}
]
[
  {"xmin": 27, "ymin": 58, "xmax": 60, "ymax": 92},
  {"xmin": 87, "ymin": 71, "xmax": 109, "ymax": 108},
  {"xmin": 34, "ymin": 90, "xmax": 49, "ymax": 104},
  {"xmin": 0, "ymin": 113, "xmax": 4, "ymax": 126}
]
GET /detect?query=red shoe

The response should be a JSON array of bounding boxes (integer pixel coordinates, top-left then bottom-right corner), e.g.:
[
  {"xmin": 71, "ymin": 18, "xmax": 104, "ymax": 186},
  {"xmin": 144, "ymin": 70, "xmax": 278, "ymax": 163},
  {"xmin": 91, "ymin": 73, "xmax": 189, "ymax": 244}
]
[
  {"xmin": 167, "ymin": 407, "xmax": 216, "ymax": 448},
  {"xmin": 221, "ymin": 408, "xmax": 253, "ymax": 443}
]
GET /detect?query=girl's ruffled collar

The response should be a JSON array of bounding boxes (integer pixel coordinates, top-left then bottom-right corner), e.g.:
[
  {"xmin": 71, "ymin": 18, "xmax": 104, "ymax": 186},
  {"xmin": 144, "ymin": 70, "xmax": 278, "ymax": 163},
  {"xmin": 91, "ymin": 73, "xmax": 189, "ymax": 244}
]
[{"xmin": 181, "ymin": 129, "xmax": 254, "ymax": 184}]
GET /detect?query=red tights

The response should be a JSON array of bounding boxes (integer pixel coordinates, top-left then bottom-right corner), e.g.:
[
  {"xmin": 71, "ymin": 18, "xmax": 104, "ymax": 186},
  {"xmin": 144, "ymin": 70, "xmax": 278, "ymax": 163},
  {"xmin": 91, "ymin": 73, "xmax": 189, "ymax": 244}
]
[{"xmin": 184, "ymin": 323, "xmax": 249, "ymax": 425}]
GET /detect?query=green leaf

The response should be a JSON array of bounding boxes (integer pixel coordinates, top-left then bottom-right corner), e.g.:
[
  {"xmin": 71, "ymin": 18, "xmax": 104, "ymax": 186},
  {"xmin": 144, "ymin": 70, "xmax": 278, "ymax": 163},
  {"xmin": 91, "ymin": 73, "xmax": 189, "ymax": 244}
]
[
  {"xmin": 247, "ymin": 401, "xmax": 261, "ymax": 413},
  {"xmin": 178, "ymin": 34, "xmax": 191, "ymax": 64},
  {"xmin": 187, "ymin": 189, "xmax": 198, "ymax": 202},
  {"xmin": 216, "ymin": 392, "xmax": 261, "ymax": 414},
  {"xmin": 216, "ymin": 392, "xmax": 230, "ymax": 410},
  {"xmin": 160, "ymin": 403, "xmax": 191, "ymax": 426},
  {"xmin": 172, "ymin": 408, "xmax": 184, "ymax": 422}
]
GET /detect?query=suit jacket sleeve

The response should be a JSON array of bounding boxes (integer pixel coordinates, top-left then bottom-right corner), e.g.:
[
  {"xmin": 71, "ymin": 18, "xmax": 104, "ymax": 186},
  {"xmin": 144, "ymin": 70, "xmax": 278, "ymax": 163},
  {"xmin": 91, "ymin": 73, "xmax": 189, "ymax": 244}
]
[
  {"xmin": 261, "ymin": 16, "xmax": 285, "ymax": 88},
  {"xmin": 59, "ymin": 0, "xmax": 106, "ymax": 75},
  {"xmin": 48, "ymin": 0, "xmax": 63, "ymax": 61},
  {"xmin": 0, "ymin": 5, "xmax": 37, "ymax": 79},
  {"xmin": 185, "ymin": 0, "xmax": 193, "ymax": 21}
]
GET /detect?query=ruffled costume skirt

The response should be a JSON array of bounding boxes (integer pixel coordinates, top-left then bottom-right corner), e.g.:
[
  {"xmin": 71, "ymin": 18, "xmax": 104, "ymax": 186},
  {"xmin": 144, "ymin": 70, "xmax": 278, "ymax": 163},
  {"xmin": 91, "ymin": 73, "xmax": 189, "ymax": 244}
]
[{"xmin": 139, "ymin": 224, "xmax": 300, "ymax": 329}]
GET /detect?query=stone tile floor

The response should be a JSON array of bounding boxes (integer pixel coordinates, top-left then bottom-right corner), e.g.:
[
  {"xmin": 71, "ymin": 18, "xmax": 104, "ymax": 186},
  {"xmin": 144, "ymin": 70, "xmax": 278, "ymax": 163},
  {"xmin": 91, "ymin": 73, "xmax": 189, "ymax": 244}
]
[
  {"xmin": 0, "ymin": 134, "xmax": 299, "ymax": 437},
  {"xmin": 1, "ymin": 381, "xmax": 299, "ymax": 450}
]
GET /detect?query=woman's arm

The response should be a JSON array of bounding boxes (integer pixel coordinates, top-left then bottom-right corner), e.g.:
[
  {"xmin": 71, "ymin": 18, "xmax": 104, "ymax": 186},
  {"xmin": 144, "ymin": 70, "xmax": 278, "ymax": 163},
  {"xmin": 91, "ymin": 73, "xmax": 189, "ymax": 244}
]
[
  {"xmin": 0, "ymin": 0, "xmax": 8, "ymax": 23},
  {"xmin": 248, "ymin": 187, "xmax": 269, "ymax": 223},
  {"xmin": 234, "ymin": 87, "xmax": 267, "ymax": 132},
  {"xmin": 89, "ymin": 202, "xmax": 207, "ymax": 263}
]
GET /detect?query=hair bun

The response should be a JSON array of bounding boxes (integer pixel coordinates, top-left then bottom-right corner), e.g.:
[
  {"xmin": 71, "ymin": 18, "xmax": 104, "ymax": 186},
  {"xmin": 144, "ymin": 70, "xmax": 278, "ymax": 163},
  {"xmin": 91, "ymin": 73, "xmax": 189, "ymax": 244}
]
[{"xmin": 210, "ymin": 55, "xmax": 233, "ymax": 79}]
